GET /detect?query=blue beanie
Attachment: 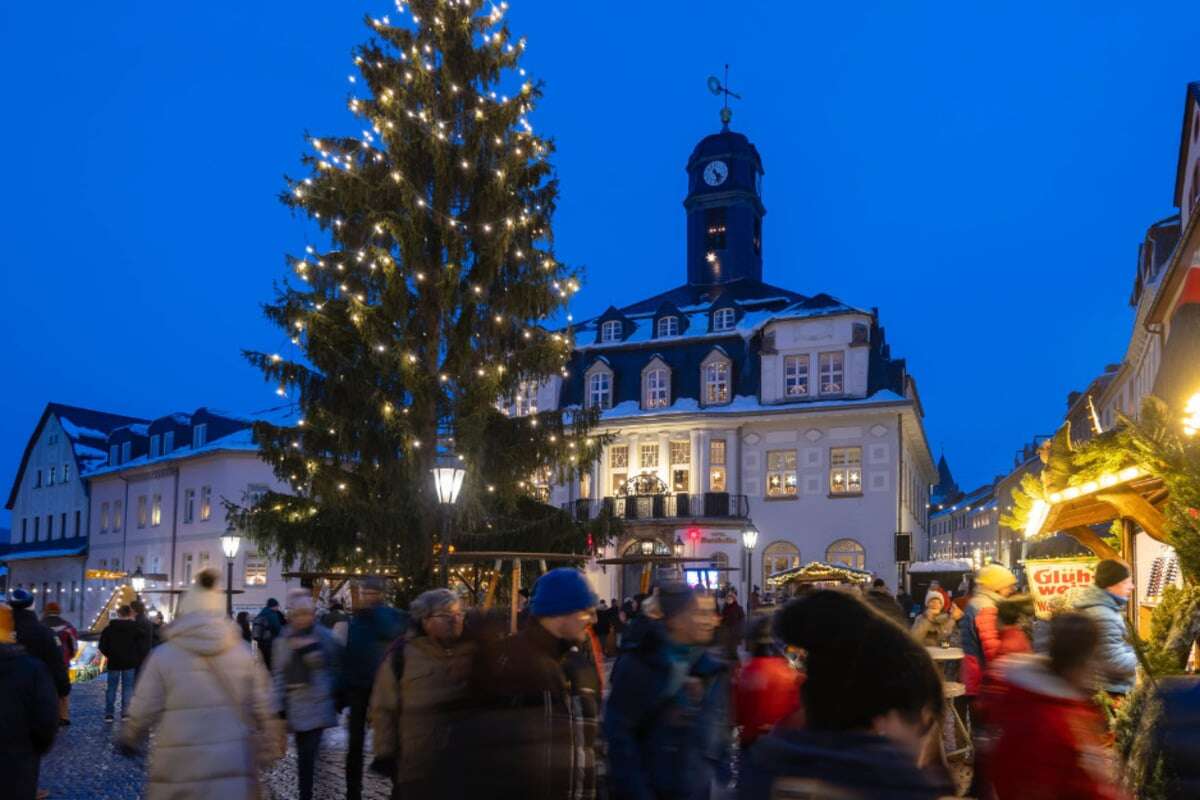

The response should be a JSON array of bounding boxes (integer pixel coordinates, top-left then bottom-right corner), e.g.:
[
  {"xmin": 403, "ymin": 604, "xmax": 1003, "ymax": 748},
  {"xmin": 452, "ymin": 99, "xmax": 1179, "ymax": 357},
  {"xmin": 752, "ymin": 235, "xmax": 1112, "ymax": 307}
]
[
  {"xmin": 529, "ymin": 569, "xmax": 598, "ymax": 618},
  {"xmin": 9, "ymin": 588, "xmax": 33, "ymax": 610}
]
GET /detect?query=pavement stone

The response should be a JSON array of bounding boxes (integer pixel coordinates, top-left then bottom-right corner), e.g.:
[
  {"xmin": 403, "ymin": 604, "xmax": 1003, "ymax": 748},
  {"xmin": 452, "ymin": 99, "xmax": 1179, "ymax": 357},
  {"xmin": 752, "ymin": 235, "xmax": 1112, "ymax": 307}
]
[{"xmin": 38, "ymin": 676, "xmax": 391, "ymax": 800}]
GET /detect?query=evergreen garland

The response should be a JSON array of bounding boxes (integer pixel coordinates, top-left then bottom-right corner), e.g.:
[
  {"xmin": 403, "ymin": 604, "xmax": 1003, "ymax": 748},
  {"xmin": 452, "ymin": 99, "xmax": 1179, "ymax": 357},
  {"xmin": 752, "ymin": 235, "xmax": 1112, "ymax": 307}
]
[{"xmin": 239, "ymin": 0, "xmax": 615, "ymax": 592}]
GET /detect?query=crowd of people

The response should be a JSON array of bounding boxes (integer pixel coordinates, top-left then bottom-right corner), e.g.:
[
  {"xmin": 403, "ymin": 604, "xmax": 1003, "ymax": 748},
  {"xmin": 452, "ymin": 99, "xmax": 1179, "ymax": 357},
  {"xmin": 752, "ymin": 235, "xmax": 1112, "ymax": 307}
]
[{"xmin": 0, "ymin": 554, "xmax": 1169, "ymax": 800}]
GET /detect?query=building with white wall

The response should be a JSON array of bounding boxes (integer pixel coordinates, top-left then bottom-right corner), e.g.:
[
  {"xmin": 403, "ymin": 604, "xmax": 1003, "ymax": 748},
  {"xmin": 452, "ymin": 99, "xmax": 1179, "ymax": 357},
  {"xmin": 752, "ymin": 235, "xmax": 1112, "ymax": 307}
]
[{"xmin": 513, "ymin": 117, "xmax": 937, "ymax": 598}]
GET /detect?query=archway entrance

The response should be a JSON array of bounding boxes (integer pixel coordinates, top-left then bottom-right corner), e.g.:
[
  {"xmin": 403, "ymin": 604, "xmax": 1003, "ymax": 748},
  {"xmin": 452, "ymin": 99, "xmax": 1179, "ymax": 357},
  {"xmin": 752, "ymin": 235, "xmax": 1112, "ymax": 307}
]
[{"xmin": 620, "ymin": 538, "xmax": 672, "ymax": 598}]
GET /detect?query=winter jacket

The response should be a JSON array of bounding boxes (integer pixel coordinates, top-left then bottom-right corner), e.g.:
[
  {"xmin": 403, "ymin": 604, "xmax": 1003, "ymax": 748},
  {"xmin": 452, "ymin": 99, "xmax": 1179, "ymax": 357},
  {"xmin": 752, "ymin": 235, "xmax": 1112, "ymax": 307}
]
[
  {"xmin": 100, "ymin": 618, "xmax": 148, "ymax": 671},
  {"xmin": 271, "ymin": 623, "xmax": 341, "ymax": 733},
  {"xmin": 979, "ymin": 654, "xmax": 1125, "ymax": 800},
  {"xmin": 342, "ymin": 604, "xmax": 406, "ymax": 691},
  {"xmin": 369, "ymin": 634, "xmax": 476, "ymax": 786},
  {"xmin": 1149, "ymin": 675, "xmax": 1200, "ymax": 799},
  {"xmin": 119, "ymin": 612, "xmax": 273, "ymax": 800},
  {"xmin": 911, "ymin": 612, "xmax": 957, "ymax": 647},
  {"xmin": 604, "ymin": 621, "xmax": 732, "ymax": 800},
  {"xmin": 734, "ymin": 654, "xmax": 803, "ymax": 747},
  {"xmin": 13, "ymin": 607, "xmax": 70, "ymax": 697},
  {"xmin": 133, "ymin": 613, "xmax": 156, "ymax": 664},
  {"xmin": 441, "ymin": 620, "xmax": 593, "ymax": 799},
  {"xmin": 1071, "ymin": 585, "xmax": 1137, "ymax": 694},
  {"xmin": 42, "ymin": 614, "xmax": 78, "ymax": 667},
  {"xmin": 960, "ymin": 588, "xmax": 1004, "ymax": 695},
  {"xmin": 738, "ymin": 728, "xmax": 949, "ymax": 800},
  {"xmin": 865, "ymin": 587, "xmax": 908, "ymax": 627},
  {"xmin": 0, "ymin": 643, "xmax": 59, "ymax": 800},
  {"xmin": 997, "ymin": 624, "xmax": 1032, "ymax": 658}
]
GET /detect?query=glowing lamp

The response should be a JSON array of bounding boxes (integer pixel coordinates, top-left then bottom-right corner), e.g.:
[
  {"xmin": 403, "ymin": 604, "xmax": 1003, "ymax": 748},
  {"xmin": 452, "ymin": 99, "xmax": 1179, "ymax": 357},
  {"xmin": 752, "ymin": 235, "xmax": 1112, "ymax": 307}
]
[
  {"xmin": 130, "ymin": 566, "xmax": 146, "ymax": 594},
  {"xmin": 221, "ymin": 533, "xmax": 242, "ymax": 560},
  {"xmin": 673, "ymin": 536, "xmax": 684, "ymax": 558},
  {"xmin": 742, "ymin": 521, "xmax": 760, "ymax": 551},
  {"xmin": 432, "ymin": 461, "xmax": 466, "ymax": 505}
]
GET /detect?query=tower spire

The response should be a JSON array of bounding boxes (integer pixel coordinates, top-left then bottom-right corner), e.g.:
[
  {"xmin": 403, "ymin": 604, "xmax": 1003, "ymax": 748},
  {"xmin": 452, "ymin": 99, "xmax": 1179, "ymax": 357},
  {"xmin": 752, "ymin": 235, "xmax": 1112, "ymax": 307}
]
[{"xmin": 706, "ymin": 65, "xmax": 741, "ymax": 130}]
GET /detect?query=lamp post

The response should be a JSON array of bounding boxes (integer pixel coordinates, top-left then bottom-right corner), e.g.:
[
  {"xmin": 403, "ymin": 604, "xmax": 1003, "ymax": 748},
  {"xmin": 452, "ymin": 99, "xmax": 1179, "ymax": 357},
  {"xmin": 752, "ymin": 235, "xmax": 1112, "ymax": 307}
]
[
  {"xmin": 742, "ymin": 521, "xmax": 759, "ymax": 613},
  {"xmin": 221, "ymin": 526, "xmax": 241, "ymax": 618},
  {"xmin": 129, "ymin": 566, "xmax": 146, "ymax": 597},
  {"xmin": 432, "ymin": 455, "xmax": 466, "ymax": 588}
]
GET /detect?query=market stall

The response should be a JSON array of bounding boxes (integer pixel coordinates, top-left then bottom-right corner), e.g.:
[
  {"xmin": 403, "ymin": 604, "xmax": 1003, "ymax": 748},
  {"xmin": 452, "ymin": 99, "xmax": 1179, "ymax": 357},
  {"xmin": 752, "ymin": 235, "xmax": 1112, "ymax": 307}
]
[
  {"xmin": 906, "ymin": 559, "xmax": 972, "ymax": 607},
  {"xmin": 765, "ymin": 561, "xmax": 873, "ymax": 595}
]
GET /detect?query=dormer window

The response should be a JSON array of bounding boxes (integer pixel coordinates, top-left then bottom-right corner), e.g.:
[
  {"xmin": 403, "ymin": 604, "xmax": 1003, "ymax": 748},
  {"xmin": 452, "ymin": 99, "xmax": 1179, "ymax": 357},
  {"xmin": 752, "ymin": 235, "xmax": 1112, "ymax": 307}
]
[
  {"xmin": 164, "ymin": 431, "xmax": 175, "ymax": 452},
  {"xmin": 784, "ymin": 355, "xmax": 810, "ymax": 398},
  {"xmin": 109, "ymin": 444, "xmax": 119, "ymax": 465},
  {"xmin": 600, "ymin": 320, "xmax": 622, "ymax": 343},
  {"xmin": 819, "ymin": 352, "xmax": 844, "ymax": 394},
  {"xmin": 642, "ymin": 359, "xmax": 670, "ymax": 409},
  {"xmin": 588, "ymin": 372, "xmax": 612, "ymax": 409},
  {"xmin": 193, "ymin": 423, "xmax": 208, "ymax": 449},
  {"xmin": 656, "ymin": 316, "xmax": 679, "ymax": 337},
  {"xmin": 700, "ymin": 349, "xmax": 732, "ymax": 407},
  {"xmin": 149, "ymin": 435, "xmax": 161, "ymax": 459},
  {"xmin": 712, "ymin": 308, "xmax": 735, "ymax": 332}
]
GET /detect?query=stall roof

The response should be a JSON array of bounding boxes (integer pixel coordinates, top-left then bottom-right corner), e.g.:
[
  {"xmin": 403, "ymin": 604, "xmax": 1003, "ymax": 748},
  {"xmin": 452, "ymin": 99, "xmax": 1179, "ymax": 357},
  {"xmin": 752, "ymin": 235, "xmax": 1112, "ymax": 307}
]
[
  {"xmin": 908, "ymin": 560, "xmax": 972, "ymax": 573},
  {"xmin": 767, "ymin": 561, "xmax": 873, "ymax": 586}
]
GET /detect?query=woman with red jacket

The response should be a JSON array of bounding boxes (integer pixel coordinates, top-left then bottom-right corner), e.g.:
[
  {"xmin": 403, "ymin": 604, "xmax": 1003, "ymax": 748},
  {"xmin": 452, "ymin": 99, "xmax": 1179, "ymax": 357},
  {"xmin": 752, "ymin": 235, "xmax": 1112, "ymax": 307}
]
[
  {"xmin": 980, "ymin": 613, "xmax": 1126, "ymax": 800},
  {"xmin": 960, "ymin": 565, "xmax": 1018, "ymax": 699},
  {"xmin": 734, "ymin": 616, "xmax": 802, "ymax": 749}
]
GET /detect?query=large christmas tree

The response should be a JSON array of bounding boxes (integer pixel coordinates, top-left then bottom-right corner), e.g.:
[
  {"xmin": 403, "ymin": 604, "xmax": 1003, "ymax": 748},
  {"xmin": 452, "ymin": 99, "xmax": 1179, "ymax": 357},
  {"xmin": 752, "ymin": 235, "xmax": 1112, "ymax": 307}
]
[{"xmin": 242, "ymin": 0, "xmax": 608, "ymax": 592}]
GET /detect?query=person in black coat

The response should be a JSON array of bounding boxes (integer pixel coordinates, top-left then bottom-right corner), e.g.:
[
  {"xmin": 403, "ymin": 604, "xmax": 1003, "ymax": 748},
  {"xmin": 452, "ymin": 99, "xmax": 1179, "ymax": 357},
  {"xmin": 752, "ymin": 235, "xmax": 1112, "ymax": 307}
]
[
  {"xmin": 8, "ymin": 590, "xmax": 70, "ymax": 701},
  {"xmin": 99, "ymin": 605, "xmax": 148, "ymax": 720},
  {"xmin": 1, "ymin": 603, "xmax": 60, "ymax": 800}
]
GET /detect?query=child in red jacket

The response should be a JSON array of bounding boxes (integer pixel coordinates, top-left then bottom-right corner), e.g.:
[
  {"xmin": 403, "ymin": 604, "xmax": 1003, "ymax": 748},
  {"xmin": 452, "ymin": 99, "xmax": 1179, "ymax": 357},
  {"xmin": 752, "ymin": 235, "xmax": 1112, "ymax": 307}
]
[
  {"xmin": 981, "ymin": 613, "xmax": 1126, "ymax": 800},
  {"xmin": 734, "ymin": 616, "xmax": 803, "ymax": 748}
]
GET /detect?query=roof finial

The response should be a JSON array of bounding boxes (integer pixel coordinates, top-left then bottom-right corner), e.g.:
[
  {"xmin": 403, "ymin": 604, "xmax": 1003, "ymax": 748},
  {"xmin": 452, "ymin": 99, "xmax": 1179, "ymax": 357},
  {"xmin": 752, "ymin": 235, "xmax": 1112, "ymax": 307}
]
[{"xmin": 706, "ymin": 64, "xmax": 741, "ymax": 130}]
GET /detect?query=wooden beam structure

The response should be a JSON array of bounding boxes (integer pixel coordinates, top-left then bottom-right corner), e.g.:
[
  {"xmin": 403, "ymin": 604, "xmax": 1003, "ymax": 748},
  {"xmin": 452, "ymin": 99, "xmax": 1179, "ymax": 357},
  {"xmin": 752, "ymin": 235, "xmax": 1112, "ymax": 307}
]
[{"xmin": 1061, "ymin": 526, "xmax": 1121, "ymax": 561}]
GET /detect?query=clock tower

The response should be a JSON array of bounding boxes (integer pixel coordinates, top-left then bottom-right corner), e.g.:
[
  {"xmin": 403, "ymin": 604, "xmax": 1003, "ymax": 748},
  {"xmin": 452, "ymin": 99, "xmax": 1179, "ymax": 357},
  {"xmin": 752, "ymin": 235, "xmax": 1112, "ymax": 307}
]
[{"xmin": 684, "ymin": 127, "xmax": 765, "ymax": 286}]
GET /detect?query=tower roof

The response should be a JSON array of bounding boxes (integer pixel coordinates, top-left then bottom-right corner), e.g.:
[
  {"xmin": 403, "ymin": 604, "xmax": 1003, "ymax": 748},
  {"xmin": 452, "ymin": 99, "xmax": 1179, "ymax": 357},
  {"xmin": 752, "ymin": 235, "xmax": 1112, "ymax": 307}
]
[{"xmin": 686, "ymin": 129, "xmax": 763, "ymax": 173}]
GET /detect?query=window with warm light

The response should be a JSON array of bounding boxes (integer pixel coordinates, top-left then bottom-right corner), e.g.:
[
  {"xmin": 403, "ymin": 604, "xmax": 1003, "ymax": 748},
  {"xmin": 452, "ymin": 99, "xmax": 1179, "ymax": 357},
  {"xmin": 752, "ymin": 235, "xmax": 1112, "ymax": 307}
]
[
  {"xmin": 588, "ymin": 372, "xmax": 612, "ymax": 409},
  {"xmin": 514, "ymin": 382, "xmax": 538, "ymax": 416},
  {"xmin": 705, "ymin": 207, "xmax": 727, "ymax": 250},
  {"xmin": 826, "ymin": 538, "xmax": 865, "ymax": 570},
  {"xmin": 712, "ymin": 308, "xmax": 735, "ymax": 332},
  {"xmin": 183, "ymin": 489, "xmax": 195, "ymax": 523},
  {"xmin": 640, "ymin": 444, "xmax": 659, "ymax": 468},
  {"xmin": 610, "ymin": 445, "xmax": 628, "ymax": 469},
  {"xmin": 766, "ymin": 450, "xmax": 798, "ymax": 497},
  {"xmin": 600, "ymin": 320, "xmax": 622, "ymax": 342},
  {"xmin": 670, "ymin": 441, "xmax": 690, "ymax": 492},
  {"xmin": 784, "ymin": 355, "xmax": 810, "ymax": 397},
  {"xmin": 200, "ymin": 486, "xmax": 212, "ymax": 521},
  {"xmin": 100, "ymin": 502, "xmax": 110, "ymax": 533},
  {"xmin": 829, "ymin": 447, "xmax": 862, "ymax": 495},
  {"xmin": 151, "ymin": 493, "xmax": 162, "ymax": 527},
  {"xmin": 113, "ymin": 500, "xmax": 123, "ymax": 530},
  {"xmin": 657, "ymin": 316, "xmax": 679, "ymax": 337},
  {"xmin": 709, "ymin": 439, "xmax": 727, "ymax": 491},
  {"xmin": 819, "ymin": 352, "xmax": 844, "ymax": 394},
  {"xmin": 644, "ymin": 367, "xmax": 669, "ymax": 408},
  {"xmin": 762, "ymin": 541, "xmax": 801, "ymax": 585},
  {"xmin": 704, "ymin": 360, "xmax": 731, "ymax": 404},
  {"xmin": 182, "ymin": 553, "xmax": 193, "ymax": 584},
  {"xmin": 244, "ymin": 552, "xmax": 268, "ymax": 586}
]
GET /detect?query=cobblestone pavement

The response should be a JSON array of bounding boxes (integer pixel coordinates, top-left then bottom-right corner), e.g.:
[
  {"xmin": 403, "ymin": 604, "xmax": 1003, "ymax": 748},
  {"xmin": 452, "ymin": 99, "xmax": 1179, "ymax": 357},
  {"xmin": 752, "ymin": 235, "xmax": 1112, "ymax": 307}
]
[{"xmin": 38, "ymin": 676, "xmax": 391, "ymax": 800}]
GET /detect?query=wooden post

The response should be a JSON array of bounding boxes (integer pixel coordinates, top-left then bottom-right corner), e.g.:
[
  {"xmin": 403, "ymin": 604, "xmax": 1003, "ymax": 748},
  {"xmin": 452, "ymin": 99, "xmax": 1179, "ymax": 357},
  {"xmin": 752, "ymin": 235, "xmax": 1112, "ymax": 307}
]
[
  {"xmin": 510, "ymin": 559, "xmax": 522, "ymax": 633},
  {"xmin": 482, "ymin": 559, "xmax": 502, "ymax": 609}
]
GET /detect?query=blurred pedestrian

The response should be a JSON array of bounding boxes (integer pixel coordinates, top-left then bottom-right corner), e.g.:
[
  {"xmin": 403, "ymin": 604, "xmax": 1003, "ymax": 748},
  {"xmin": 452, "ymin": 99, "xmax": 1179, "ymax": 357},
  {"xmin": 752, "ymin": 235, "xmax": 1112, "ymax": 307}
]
[
  {"xmin": 1071, "ymin": 559, "xmax": 1137, "ymax": 696},
  {"xmin": 605, "ymin": 583, "xmax": 731, "ymax": 799},
  {"xmin": 341, "ymin": 577, "xmax": 406, "ymax": 800},
  {"xmin": 594, "ymin": 598, "xmax": 612, "ymax": 648},
  {"xmin": 735, "ymin": 615, "xmax": 802, "ymax": 750},
  {"xmin": 320, "ymin": 599, "xmax": 351, "ymax": 645},
  {"xmin": 371, "ymin": 588, "xmax": 475, "ymax": 797},
  {"xmin": 130, "ymin": 598, "xmax": 158, "ymax": 664},
  {"xmin": 995, "ymin": 594, "xmax": 1034, "ymax": 658},
  {"xmin": 118, "ymin": 569, "xmax": 282, "ymax": 799},
  {"xmin": 0, "ymin": 602, "xmax": 59, "ymax": 800},
  {"xmin": 446, "ymin": 568, "xmax": 599, "ymax": 799},
  {"xmin": 927, "ymin": 580, "xmax": 952, "ymax": 612},
  {"xmin": 99, "ymin": 604, "xmax": 147, "ymax": 722},
  {"xmin": 272, "ymin": 589, "xmax": 341, "ymax": 800},
  {"xmin": 41, "ymin": 601, "xmax": 77, "ymax": 725},
  {"xmin": 961, "ymin": 564, "xmax": 1017, "ymax": 702},
  {"xmin": 981, "ymin": 613, "xmax": 1125, "ymax": 800},
  {"xmin": 865, "ymin": 578, "xmax": 908, "ymax": 627},
  {"xmin": 739, "ymin": 590, "xmax": 948, "ymax": 800},
  {"xmin": 911, "ymin": 593, "xmax": 958, "ymax": 647},
  {"xmin": 8, "ymin": 590, "xmax": 70, "ymax": 725},
  {"xmin": 719, "ymin": 587, "xmax": 746, "ymax": 658},
  {"xmin": 235, "ymin": 611, "xmax": 253, "ymax": 644},
  {"xmin": 251, "ymin": 598, "xmax": 286, "ymax": 671}
]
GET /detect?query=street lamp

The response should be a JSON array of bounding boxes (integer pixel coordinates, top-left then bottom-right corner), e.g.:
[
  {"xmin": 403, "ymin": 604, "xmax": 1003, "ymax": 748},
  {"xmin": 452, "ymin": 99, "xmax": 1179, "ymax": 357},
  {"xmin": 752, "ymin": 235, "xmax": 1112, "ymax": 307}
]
[
  {"xmin": 1183, "ymin": 391, "xmax": 1200, "ymax": 437},
  {"xmin": 673, "ymin": 535, "xmax": 685, "ymax": 558},
  {"xmin": 639, "ymin": 539, "xmax": 655, "ymax": 556},
  {"xmin": 432, "ymin": 455, "xmax": 466, "ymax": 588},
  {"xmin": 129, "ymin": 566, "xmax": 146, "ymax": 595},
  {"xmin": 742, "ymin": 521, "xmax": 759, "ymax": 614},
  {"xmin": 222, "ymin": 524, "xmax": 241, "ymax": 617}
]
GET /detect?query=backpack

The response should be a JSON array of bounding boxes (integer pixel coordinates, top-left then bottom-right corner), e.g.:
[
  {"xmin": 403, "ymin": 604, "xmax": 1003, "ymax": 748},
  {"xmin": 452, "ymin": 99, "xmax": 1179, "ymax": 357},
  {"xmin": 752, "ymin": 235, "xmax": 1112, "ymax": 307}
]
[
  {"xmin": 50, "ymin": 623, "xmax": 77, "ymax": 665},
  {"xmin": 252, "ymin": 610, "xmax": 275, "ymax": 643}
]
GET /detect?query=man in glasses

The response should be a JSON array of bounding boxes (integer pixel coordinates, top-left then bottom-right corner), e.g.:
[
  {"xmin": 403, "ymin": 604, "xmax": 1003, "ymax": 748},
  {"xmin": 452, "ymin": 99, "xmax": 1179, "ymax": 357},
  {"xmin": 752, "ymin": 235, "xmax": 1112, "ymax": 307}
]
[{"xmin": 369, "ymin": 588, "xmax": 473, "ymax": 798}]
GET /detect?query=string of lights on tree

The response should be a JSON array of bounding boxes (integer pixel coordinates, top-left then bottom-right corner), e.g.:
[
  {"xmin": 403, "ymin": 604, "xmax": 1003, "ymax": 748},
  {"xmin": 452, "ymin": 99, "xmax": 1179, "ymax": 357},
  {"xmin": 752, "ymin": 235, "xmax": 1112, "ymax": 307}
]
[{"xmin": 241, "ymin": 0, "xmax": 612, "ymax": 586}]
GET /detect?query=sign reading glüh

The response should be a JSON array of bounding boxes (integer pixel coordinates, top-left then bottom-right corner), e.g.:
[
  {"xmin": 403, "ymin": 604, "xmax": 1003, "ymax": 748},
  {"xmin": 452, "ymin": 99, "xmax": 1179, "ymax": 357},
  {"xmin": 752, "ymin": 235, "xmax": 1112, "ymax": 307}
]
[{"xmin": 1026, "ymin": 558, "xmax": 1098, "ymax": 618}]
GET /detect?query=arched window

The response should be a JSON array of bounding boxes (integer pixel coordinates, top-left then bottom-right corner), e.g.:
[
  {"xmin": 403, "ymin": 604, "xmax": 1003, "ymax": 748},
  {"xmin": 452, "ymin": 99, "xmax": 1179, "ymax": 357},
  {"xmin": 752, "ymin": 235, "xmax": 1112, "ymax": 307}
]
[
  {"xmin": 642, "ymin": 358, "xmax": 670, "ymax": 409},
  {"xmin": 622, "ymin": 538, "xmax": 672, "ymax": 556},
  {"xmin": 825, "ymin": 538, "xmax": 865, "ymax": 570},
  {"xmin": 762, "ymin": 540, "xmax": 800, "ymax": 586},
  {"xmin": 657, "ymin": 316, "xmax": 679, "ymax": 337},
  {"xmin": 587, "ymin": 371, "xmax": 611, "ymax": 409},
  {"xmin": 601, "ymin": 320, "xmax": 623, "ymax": 343},
  {"xmin": 712, "ymin": 307, "xmax": 735, "ymax": 332},
  {"xmin": 701, "ymin": 350, "xmax": 732, "ymax": 406}
]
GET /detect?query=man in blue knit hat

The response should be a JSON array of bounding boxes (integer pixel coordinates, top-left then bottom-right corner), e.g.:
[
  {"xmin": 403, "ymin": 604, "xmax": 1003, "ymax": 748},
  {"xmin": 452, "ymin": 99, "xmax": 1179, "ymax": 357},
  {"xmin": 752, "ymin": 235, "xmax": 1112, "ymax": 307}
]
[{"xmin": 441, "ymin": 568, "xmax": 599, "ymax": 799}]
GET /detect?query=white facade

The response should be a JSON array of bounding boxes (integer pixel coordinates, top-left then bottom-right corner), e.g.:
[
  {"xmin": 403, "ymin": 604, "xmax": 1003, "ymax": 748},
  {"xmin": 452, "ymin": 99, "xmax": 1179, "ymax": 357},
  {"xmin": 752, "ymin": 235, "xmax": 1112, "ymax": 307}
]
[{"xmin": 82, "ymin": 432, "xmax": 298, "ymax": 629}]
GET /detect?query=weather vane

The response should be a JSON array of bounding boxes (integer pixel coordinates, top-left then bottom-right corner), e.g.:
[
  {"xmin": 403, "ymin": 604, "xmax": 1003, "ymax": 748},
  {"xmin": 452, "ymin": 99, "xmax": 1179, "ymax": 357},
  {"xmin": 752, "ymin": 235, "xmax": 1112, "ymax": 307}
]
[{"xmin": 707, "ymin": 64, "xmax": 741, "ymax": 130}]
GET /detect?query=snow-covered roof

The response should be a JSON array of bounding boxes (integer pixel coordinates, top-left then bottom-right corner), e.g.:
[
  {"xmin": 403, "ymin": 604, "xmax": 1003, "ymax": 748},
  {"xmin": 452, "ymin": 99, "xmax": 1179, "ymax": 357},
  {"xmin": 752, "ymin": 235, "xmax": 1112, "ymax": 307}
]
[
  {"xmin": 908, "ymin": 559, "xmax": 973, "ymax": 573},
  {"xmin": 592, "ymin": 389, "xmax": 909, "ymax": 422},
  {"xmin": 84, "ymin": 425, "xmax": 259, "ymax": 478}
]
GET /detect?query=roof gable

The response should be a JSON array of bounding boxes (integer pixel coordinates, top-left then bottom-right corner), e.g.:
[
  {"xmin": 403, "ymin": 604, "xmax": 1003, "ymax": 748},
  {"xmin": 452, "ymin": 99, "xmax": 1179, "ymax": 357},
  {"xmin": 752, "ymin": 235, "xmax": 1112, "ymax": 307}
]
[{"xmin": 1174, "ymin": 82, "xmax": 1200, "ymax": 209}]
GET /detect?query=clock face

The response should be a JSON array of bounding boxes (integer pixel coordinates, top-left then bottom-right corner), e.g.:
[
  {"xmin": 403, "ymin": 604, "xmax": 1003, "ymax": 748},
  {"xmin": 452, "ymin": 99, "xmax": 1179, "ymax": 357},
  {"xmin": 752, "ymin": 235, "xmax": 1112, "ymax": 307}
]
[{"xmin": 703, "ymin": 160, "xmax": 728, "ymax": 187}]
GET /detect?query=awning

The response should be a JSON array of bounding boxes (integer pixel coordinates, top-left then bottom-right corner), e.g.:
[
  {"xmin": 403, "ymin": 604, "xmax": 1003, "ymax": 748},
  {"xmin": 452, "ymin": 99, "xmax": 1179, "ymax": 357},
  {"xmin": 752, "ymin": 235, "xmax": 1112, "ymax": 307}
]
[
  {"xmin": 767, "ymin": 561, "xmax": 873, "ymax": 586},
  {"xmin": 907, "ymin": 560, "xmax": 972, "ymax": 573}
]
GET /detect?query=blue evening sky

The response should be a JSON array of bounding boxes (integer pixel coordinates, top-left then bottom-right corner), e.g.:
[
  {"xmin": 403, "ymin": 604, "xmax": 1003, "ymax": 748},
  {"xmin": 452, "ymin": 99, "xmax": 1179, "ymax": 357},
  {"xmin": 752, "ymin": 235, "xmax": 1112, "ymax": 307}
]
[{"xmin": 1, "ymin": 2, "xmax": 1197, "ymax": 525}]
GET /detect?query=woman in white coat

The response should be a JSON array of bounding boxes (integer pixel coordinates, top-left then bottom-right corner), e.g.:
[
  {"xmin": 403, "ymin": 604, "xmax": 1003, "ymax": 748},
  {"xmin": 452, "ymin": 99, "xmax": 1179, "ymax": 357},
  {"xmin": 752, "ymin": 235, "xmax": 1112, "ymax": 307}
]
[{"xmin": 119, "ymin": 569, "xmax": 277, "ymax": 800}]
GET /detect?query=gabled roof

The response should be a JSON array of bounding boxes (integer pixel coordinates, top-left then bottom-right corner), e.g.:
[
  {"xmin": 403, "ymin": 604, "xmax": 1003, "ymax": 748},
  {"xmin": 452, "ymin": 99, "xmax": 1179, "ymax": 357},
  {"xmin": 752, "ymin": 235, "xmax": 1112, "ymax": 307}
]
[
  {"xmin": 1173, "ymin": 82, "xmax": 1200, "ymax": 209},
  {"xmin": 6, "ymin": 403, "xmax": 149, "ymax": 510}
]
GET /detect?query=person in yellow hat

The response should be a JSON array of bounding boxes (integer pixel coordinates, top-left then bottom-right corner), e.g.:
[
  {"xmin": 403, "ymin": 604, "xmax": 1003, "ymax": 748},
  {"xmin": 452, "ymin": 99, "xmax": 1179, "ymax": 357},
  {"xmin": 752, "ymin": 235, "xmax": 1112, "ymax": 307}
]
[
  {"xmin": 0, "ymin": 602, "xmax": 61, "ymax": 800},
  {"xmin": 961, "ymin": 564, "xmax": 1018, "ymax": 699}
]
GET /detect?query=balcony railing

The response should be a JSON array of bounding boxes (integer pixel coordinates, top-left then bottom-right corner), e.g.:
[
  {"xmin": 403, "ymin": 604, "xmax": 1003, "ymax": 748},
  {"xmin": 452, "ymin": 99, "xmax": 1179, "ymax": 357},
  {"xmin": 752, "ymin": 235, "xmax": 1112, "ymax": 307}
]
[{"xmin": 565, "ymin": 492, "xmax": 750, "ymax": 522}]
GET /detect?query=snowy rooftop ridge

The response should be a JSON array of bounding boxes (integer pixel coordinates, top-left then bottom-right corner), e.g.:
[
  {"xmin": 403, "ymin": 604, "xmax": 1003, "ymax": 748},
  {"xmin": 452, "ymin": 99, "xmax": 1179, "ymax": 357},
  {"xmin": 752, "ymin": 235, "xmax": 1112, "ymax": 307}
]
[{"xmin": 83, "ymin": 426, "xmax": 260, "ymax": 478}]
